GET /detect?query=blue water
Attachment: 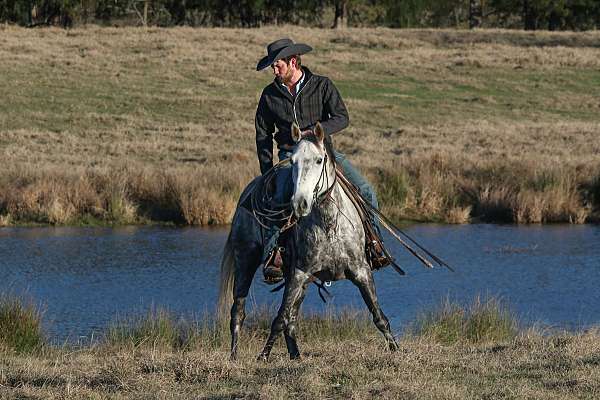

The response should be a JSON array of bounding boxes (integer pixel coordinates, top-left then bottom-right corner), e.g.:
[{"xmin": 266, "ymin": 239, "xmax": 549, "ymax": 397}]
[{"xmin": 0, "ymin": 224, "xmax": 599, "ymax": 343}]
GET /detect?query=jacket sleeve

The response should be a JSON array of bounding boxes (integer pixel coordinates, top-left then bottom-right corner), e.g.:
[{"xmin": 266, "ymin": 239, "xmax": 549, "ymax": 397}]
[
  {"xmin": 320, "ymin": 78, "xmax": 349, "ymax": 136},
  {"xmin": 255, "ymin": 92, "xmax": 276, "ymax": 175}
]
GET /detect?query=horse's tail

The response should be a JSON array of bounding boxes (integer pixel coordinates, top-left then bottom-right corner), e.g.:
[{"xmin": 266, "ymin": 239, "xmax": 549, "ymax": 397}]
[{"xmin": 217, "ymin": 230, "xmax": 235, "ymax": 322}]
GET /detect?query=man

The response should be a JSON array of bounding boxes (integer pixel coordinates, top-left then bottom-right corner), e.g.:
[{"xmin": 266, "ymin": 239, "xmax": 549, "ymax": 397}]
[{"xmin": 255, "ymin": 38, "xmax": 387, "ymax": 282}]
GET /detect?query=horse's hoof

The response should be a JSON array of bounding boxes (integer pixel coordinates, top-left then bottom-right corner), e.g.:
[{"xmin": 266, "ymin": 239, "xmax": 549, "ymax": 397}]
[
  {"xmin": 230, "ymin": 352, "xmax": 238, "ymax": 361},
  {"xmin": 257, "ymin": 353, "xmax": 269, "ymax": 362},
  {"xmin": 289, "ymin": 353, "xmax": 302, "ymax": 360},
  {"xmin": 388, "ymin": 341, "xmax": 399, "ymax": 352}
]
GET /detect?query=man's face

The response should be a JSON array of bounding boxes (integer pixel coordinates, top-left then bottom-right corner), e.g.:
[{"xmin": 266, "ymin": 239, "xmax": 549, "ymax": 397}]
[{"xmin": 271, "ymin": 58, "xmax": 295, "ymax": 84}]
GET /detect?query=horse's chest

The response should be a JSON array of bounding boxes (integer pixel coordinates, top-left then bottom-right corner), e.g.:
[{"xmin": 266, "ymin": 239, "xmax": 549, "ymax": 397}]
[{"xmin": 296, "ymin": 224, "xmax": 362, "ymax": 268}]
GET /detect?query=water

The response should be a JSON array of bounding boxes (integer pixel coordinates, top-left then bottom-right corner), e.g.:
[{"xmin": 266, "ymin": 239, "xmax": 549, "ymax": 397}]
[{"xmin": 0, "ymin": 224, "xmax": 599, "ymax": 343}]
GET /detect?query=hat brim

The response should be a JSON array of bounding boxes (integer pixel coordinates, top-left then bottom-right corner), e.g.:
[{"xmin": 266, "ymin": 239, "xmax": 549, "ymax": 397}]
[{"xmin": 256, "ymin": 43, "xmax": 312, "ymax": 71}]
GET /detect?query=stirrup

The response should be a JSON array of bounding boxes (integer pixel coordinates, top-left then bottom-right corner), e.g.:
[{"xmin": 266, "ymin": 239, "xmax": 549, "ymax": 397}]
[
  {"xmin": 368, "ymin": 240, "xmax": 391, "ymax": 270},
  {"xmin": 262, "ymin": 247, "xmax": 284, "ymax": 284}
]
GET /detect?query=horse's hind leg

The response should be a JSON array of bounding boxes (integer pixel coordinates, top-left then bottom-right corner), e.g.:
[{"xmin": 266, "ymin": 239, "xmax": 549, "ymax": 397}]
[
  {"xmin": 258, "ymin": 270, "xmax": 310, "ymax": 361},
  {"xmin": 349, "ymin": 268, "xmax": 399, "ymax": 351},
  {"xmin": 230, "ymin": 248, "xmax": 260, "ymax": 361}
]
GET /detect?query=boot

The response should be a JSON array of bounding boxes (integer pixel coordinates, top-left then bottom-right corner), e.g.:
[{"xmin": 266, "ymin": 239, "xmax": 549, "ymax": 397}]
[
  {"xmin": 263, "ymin": 246, "xmax": 284, "ymax": 284},
  {"xmin": 368, "ymin": 239, "xmax": 391, "ymax": 270}
]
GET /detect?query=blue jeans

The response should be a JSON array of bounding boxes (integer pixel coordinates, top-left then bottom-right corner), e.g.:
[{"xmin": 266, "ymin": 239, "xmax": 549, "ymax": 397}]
[{"xmin": 262, "ymin": 149, "xmax": 379, "ymax": 265}]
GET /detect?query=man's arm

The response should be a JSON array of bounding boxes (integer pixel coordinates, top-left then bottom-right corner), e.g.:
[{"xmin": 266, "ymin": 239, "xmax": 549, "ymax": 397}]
[
  {"xmin": 255, "ymin": 93, "xmax": 276, "ymax": 175},
  {"xmin": 320, "ymin": 78, "xmax": 349, "ymax": 136}
]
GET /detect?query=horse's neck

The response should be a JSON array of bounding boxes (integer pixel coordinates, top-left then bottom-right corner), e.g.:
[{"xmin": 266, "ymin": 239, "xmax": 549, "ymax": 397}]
[{"xmin": 319, "ymin": 177, "xmax": 354, "ymax": 218}]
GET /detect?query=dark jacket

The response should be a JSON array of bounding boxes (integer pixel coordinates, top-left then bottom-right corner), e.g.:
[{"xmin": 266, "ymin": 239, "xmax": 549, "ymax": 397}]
[{"xmin": 255, "ymin": 66, "xmax": 349, "ymax": 174}]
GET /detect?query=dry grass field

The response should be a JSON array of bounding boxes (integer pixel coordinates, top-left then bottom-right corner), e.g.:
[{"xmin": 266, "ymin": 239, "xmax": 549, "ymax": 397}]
[
  {"xmin": 1, "ymin": 296, "xmax": 599, "ymax": 400},
  {"xmin": 1, "ymin": 317, "xmax": 600, "ymax": 399},
  {"xmin": 1, "ymin": 26, "xmax": 599, "ymax": 225}
]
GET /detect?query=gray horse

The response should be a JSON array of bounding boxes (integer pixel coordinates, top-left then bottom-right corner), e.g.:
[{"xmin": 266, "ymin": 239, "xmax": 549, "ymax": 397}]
[{"xmin": 218, "ymin": 122, "xmax": 398, "ymax": 361}]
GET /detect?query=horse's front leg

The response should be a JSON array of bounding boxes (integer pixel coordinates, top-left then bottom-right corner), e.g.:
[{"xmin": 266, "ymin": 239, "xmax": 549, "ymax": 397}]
[
  {"xmin": 349, "ymin": 267, "xmax": 399, "ymax": 351},
  {"xmin": 258, "ymin": 270, "xmax": 310, "ymax": 361},
  {"xmin": 283, "ymin": 277, "xmax": 310, "ymax": 359},
  {"xmin": 230, "ymin": 249, "xmax": 260, "ymax": 361}
]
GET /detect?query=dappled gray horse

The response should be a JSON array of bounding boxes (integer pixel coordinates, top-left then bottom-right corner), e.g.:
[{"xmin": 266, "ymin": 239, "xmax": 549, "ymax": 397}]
[{"xmin": 218, "ymin": 122, "xmax": 398, "ymax": 361}]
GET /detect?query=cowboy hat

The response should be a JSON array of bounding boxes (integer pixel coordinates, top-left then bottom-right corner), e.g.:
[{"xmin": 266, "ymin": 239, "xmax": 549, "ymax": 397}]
[{"xmin": 256, "ymin": 38, "xmax": 312, "ymax": 71}]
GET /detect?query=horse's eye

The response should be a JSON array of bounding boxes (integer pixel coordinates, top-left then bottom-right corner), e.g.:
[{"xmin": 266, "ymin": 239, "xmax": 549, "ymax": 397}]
[{"xmin": 316, "ymin": 158, "xmax": 323, "ymax": 164}]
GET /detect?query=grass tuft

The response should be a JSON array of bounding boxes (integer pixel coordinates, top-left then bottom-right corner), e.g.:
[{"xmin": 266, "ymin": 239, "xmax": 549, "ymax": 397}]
[
  {"xmin": 106, "ymin": 307, "xmax": 189, "ymax": 349},
  {"xmin": 0, "ymin": 294, "xmax": 45, "ymax": 354},
  {"xmin": 412, "ymin": 296, "xmax": 518, "ymax": 345}
]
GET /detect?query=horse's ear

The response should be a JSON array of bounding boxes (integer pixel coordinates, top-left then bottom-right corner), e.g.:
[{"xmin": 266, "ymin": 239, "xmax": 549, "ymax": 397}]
[
  {"xmin": 291, "ymin": 122, "xmax": 302, "ymax": 143},
  {"xmin": 315, "ymin": 122, "xmax": 325, "ymax": 143}
]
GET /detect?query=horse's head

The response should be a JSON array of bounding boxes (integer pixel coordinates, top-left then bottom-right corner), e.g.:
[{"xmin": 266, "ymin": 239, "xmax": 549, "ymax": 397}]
[{"xmin": 290, "ymin": 122, "xmax": 334, "ymax": 218}]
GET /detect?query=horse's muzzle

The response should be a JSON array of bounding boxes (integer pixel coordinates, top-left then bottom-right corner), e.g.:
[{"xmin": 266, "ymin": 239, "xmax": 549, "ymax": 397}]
[{"xmin": 293, "ymin": 197, "xmax": 311, "ymax": 218}]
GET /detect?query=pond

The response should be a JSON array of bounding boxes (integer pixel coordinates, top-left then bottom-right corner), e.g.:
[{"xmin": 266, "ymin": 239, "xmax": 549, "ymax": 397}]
[{"xmin": 1, "ymin": 224, "xmax": 599, "ymax": 343}]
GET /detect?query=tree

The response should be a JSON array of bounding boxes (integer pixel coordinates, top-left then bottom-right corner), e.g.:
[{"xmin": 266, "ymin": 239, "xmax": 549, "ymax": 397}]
[
  {"xmin": 332, "ymin": 0, "xmax": 346, "ymax": 28},
  {"xmin": 469, "ymin": 0, "xmax": 482, "ymax": 28}
]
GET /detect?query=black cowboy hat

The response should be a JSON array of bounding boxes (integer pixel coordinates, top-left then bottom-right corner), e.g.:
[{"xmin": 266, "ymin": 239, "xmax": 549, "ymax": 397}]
[{"xmin": 256, "ymin": 38, "xmax": 312, "ymax": 71}]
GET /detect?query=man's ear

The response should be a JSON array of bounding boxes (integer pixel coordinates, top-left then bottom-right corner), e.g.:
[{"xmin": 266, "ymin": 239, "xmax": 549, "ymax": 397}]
[
  {"xmin": 291, "ymin": 122, "xmax": 302, "ymax": 142},
  {"xmin": 315, "ymin": 122, "xmax": 325, "ymax": 144}
]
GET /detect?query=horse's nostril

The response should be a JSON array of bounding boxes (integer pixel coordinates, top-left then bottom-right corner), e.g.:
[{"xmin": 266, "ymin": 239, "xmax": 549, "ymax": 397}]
[{"xmin": 301, "ymin": 199, "xmax": 308, "ymax": 210}]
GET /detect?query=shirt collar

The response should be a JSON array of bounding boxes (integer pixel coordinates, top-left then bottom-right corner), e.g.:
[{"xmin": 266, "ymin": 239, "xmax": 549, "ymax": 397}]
[{"xmin": 281, "ymin": 70, "xmax": 305, "ymax": 95}]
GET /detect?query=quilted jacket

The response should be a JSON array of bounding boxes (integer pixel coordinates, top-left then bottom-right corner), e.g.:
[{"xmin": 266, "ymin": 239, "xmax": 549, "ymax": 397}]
[{"xmin": 255, "ymin": 66, "xmax": 349, "ymax": 174}]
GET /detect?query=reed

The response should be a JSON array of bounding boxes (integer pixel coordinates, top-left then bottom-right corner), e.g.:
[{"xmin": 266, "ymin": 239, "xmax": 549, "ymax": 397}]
[{"xmin": 374, "ymin": 158, "xmax": 597, "ymax": 224}]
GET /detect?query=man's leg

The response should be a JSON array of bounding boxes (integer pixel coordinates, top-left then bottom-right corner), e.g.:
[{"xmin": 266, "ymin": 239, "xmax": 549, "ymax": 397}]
[
  {"xmin": 262, "ymin": 150, "xmax": 293, "ymax": 283},
  {"xmin": 273, "ymin": 160, "xmax": 293, "ymax": 207}
]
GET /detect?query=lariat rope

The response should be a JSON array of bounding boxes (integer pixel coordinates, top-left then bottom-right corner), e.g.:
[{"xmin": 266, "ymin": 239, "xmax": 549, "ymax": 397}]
[{"xmin": 250, "ymin": 151, "xmax": 335, "ymax": 234}]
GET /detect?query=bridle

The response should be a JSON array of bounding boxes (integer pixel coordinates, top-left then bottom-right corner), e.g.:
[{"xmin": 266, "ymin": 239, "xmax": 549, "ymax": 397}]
[{"xmin": 311, "ymin": 151, "xmax": 336, "ymax": 207}]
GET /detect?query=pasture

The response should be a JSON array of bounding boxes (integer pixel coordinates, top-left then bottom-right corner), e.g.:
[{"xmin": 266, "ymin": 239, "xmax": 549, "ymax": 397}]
[{"xmin": 1, "ymin": 26, "xmax": 599, "ymax": 225}]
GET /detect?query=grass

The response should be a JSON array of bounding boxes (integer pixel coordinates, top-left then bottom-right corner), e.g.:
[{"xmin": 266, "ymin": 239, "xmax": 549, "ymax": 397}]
[
  {"xmin": 0, "ymin": 294, "xmax": 45, "ymax": 354},
  {"xmin": 1, "ymin": 26, "xmax": 599, "ymax": 225},
  {"xmin": 411, "ymin": 296, "xmax": 518, "ymax": 345},
  {"xmin": 1, "ymin": 296, "xmax": 600, "ymax": 398}
]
